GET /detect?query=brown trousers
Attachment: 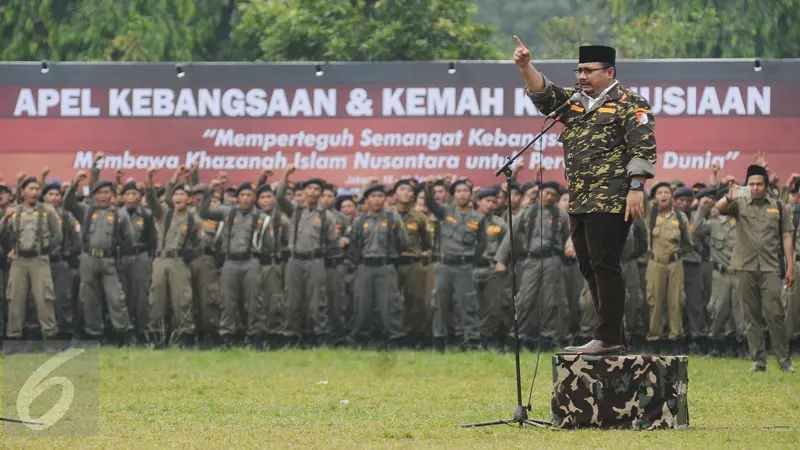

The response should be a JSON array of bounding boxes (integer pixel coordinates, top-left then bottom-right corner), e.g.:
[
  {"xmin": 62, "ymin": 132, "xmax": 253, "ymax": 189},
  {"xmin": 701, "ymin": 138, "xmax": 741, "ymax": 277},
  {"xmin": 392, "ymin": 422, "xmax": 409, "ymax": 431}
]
[{"xmin": 570, "ymin": 213, "xmax": 632, "ymax": 345}]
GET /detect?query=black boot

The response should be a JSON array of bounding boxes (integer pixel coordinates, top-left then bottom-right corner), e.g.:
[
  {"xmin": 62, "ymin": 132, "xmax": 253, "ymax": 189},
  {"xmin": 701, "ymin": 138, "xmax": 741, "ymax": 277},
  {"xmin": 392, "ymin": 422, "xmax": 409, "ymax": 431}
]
[
  {"xmin": 250, "ymin": 334, "xmax": 266, "ymax": 351},
  {"xmin": 433, "ymin": 337, "xmax": 446, "ymax": 353},
  {"xmin": 220, "ymin": 334, "xmax": 235, "ymax": 350},
  {"xmin": 791, "ymin": 338, "xmax": 800, "ymax": 356},
  {"xmin": 179, "ymin": 333, "xmax": 195, "ymax": 350}
]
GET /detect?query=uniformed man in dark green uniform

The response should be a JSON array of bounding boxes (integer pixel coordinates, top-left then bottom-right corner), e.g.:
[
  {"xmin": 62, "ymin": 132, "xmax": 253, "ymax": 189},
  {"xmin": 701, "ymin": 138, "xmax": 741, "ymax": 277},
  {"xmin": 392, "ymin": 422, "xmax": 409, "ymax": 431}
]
[
  {"xmin": 424, "ymin": 176, "xmax": 482, "ymax": 351},
  {"xmin": 199, "ymin": 180, "xmax": 268, "ymax": 349},
  {"xmin": 716, "ymin": 165, "xmax": 795, "ymax": 372},
  {"xmin": 119, "ymin": 181, "xmax": 157, "ymax": 342},
  {"xmin": 621, "ymin": 216, "xmax": 648, "ymax": 350},
  {"xmin": 496, "ymin": 181, "xmax": 569, "ymax": 351},
  {"xmin": 276, "ymin": 165, "xmax": 342, "ymax": 347},
  {"xmin": 65, "ymin": 172, "xmax": 135, "ymax": 345},
  {"xmin": 514, "ymin": 38, "xmax": 657, "ymax": 355},
  {"xmin": 321, "ymin": 183, "xmax": 350, "ymax": 345},
  {"xmin": 695, "ymin": 185, "xmax": 743, "ymax": 356},
  {"xmin": 1, "ymin": 177, "xmax": 62, "ymax": 343},
  {"xmin": 472, "ymin": 186, "xmax": 511, "ymax": 350},
  {"xmin": 393, "ymin": 179, "xmax": 430, "ymax": 349},
  {"xmin": 255, "ymin": 182, "xmax": 291, "ymax": 349},
  {"xmin": 781, "ymin": 176, "xmax": 800, "ymax": 355},
  {"xmin": 348, "ymin": 184, "xmax": 408, "ymax": 348},
  {"xmin": 674, "ymin": 186, "xmax": 711, "ymax": 354},
  {"xmin": 144, "ymin": 167, "xmax": 202, "ymax": 348},
  {"xmin": 41, "ymin": 182, "xmax": 81, "ymax": 339}
]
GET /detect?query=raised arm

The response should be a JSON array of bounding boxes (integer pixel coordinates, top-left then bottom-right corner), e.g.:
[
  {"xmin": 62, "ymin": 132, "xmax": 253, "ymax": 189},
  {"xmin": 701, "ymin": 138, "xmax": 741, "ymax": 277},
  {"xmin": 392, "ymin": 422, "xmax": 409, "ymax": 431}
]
[
  {"xmin": 423, "ymin": 176, "xmax": 446, "ymax": 220},
  {"xmin": 276, "ymin": 164, "xmax": 297, "ymax": 217},
  {"xmin": 198, "ymin": 179, "xmax": 229, "ymax": 221},
  {"xmin": 144, "ymin": 166, "xmax": 164, "ymax": 220},
  {"xmin": 64, "ymin": 170, "xmax": 89, "ymax": 222}
]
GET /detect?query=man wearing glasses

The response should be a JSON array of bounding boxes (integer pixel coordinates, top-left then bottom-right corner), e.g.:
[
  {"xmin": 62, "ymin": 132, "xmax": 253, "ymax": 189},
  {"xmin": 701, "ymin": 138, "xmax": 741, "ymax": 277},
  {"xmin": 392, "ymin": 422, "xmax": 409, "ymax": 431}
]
[{"xmin": 512, "ymin": 37, "xmax": 657, "ymax": 355}]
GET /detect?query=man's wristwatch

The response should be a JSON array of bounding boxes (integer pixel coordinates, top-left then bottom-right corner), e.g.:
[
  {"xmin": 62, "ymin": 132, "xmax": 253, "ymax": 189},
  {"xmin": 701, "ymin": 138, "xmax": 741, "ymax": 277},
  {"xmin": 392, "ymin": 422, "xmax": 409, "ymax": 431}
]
[{"xmin": 629, "ymin": 180, "xmax": 644, "ymax": 191}]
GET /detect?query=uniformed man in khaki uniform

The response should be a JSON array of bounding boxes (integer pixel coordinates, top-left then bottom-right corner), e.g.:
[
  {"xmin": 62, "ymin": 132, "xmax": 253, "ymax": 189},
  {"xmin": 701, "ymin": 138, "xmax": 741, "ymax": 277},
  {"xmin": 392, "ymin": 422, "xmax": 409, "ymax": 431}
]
[
  {"xmin": 645, "ymin": 182, "xmax": 693, "ymax": 352},
  {"xmin": 119, "ymin": 181, "xmax": 157, "ymax": 342},
  {"xmin": 199, "ymin": 180, "xmax": 268, "ymax": 349},
  {"xmin": 495, "ymin": 181, "xmax": 569, "ymax": 351},
  {"xmin": 424, "ymin": 177, "xmax": 483, "ymax": 351},
  {"xmin": 472, "ymin": 187, "xmax": 511, "ymax": 350},
  {"xmin": 144, "ymin": 167, "xmax": 202, "ymax": 348},
  {"xmin": 393, "ymin": 179, "xmax": 430, "ymax": 349},
  {"xmin": 695, "ymin": 185, "xmax": 743, "ymax": 356},
  {"xmin": 276, "ymin": 165, "xmax": 341, "ymax": 347},
  {"xmin": 348, "ymin": 184, "xmax": 408, "ymax": 348},
  {"xmin": 1, "ymin": 177, "xmax": 62, "ymax": 342},
  {"xmin": 674, "ymin": 186, "xmax": 711, "ymax": 353},
  {"xmin": 64, "ymin": 173, "xmax": 135, "ymax": 345},
  {"xmin": 716, "ymin": 165, "xmax": 795, "ymax": 372},
  {"xmin": 255, "ymin": 183, "xmax": 291, "ymax": 349}
]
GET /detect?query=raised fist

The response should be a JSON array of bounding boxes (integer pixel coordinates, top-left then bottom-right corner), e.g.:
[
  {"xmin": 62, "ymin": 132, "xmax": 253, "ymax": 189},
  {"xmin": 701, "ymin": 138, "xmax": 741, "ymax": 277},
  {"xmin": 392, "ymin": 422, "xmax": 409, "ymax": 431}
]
[
  {"xmin": 93, "ymin": 152, "xmax": 105, "ymax": 164},
  {"xmin": 209, "ymin": 179, "xmax": 222, "ymax": 190},
  {"xmin": 74, "ymin": 170, "xmax": 88, "ymax": 183},
  {"xmin": 146, "ymin": 166, "xmax": 158, "ymax": 178}
]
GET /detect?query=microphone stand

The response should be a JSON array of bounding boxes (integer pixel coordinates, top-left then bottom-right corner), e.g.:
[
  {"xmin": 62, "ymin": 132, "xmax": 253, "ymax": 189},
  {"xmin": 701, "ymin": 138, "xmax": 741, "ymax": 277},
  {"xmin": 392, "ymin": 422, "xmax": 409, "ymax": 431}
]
[{"xmin": 461, "ymin": 117, "xmax": 562, "ymax": 429}]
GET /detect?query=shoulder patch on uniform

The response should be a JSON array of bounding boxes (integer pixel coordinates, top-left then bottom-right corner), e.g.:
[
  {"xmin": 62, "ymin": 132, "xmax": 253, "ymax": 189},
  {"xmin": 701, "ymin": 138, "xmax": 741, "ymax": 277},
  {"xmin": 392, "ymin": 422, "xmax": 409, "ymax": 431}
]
[
  {"xmin": 407, "ymin": 222, "xmax": 419, "ymax": 231},
  {"xmin": 446, "ymin": 216, "xmax": 457, "ymax": 224},
  {"xmin": 488, "ymin": 225, "xmax": 501, "ymax": 235},
  {"xmin": 466, "ymin": 220, "xmax": 480, "ymax": 231},
  {"xmin": 671, "ymin": 219, "xmax": 679, "ymax": 225},
  {"xmin": 363, "ymin": 221, "xmax": 369, "ymax": 229},
  {"xmin": 636, "ymin": 112, "xmax": 649, "ymax": 124}
]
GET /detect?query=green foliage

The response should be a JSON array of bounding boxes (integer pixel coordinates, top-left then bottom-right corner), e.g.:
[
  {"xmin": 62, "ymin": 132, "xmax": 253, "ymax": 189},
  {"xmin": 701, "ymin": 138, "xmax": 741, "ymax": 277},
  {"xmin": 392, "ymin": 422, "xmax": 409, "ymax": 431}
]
[{"xmin": 233, "ymin": 0, "xmax": 502, "ymax": 62}]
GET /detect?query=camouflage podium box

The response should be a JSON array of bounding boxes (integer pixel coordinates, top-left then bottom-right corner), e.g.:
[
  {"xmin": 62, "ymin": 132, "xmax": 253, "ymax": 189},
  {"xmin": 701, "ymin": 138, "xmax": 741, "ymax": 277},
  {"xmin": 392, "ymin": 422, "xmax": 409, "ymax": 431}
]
[{"xmin": 550, "ymin": 354, "xmax": 689, "ymax": 430}]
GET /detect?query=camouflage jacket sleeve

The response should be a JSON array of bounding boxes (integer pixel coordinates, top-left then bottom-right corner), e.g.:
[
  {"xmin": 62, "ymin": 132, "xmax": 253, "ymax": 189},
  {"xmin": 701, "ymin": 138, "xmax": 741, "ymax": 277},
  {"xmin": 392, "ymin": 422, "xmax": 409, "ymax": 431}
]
[
  {"xmin": 623, "ymin": 95, "xmax": 657, "ymax": 179},
  {"xmin": 526, "ymin": 75, "xmax": 575, "ymax": 116}
]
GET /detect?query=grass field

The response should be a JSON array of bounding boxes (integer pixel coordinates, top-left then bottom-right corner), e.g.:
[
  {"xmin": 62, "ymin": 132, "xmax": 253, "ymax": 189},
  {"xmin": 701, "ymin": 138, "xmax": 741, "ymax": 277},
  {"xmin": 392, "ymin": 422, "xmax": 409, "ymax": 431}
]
[{"xmin": 1, "ymin": 347, "xmax": 799, "ymax": 449}]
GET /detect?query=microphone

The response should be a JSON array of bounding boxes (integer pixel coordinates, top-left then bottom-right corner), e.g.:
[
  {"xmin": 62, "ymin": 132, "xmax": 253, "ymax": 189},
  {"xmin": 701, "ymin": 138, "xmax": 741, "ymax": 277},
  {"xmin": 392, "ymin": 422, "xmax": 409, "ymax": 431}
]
[{"xmin": 546, "ymin": 91, "xmax": 583, "ymax": 119}]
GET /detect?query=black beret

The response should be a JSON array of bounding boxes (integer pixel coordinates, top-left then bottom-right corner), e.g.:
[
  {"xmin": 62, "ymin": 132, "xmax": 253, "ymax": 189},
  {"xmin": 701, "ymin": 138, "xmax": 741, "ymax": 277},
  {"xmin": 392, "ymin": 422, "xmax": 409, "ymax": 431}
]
[
  {"xmin": 120, "ymin": 181, "xmax": 142, "ymax": 195},
  {"xmin": 433, "ymin": 179, "xmax": 447, "ymax": 188},
  {"xmin": 224, "ymin": 186, "xmax": 236, "ymax": 194},
  {"xmin": 746, "ymin": 164, "xmax": 768, "ymax": 183},
  {"xmin": 20, "ymin": 176, "xmax": 39, "ymax": 190},
  {"xmin": 394, "ymin": 179, "xmax": 414, "ymax": 191},
  {"xmin": 41, "ymin": 182, "xmax": 61, "ymax": 198},
  {"xmin": 191, "ymin": 183, "xmax": 208, "ymax": 195},
  {"xmin": 304, "ymin": 178, "xmax": 325, "ymax": 189},
  {"xmin": 256, "ymin": 184, "xmax": 273, "ymax": 196},
  {"xmin": 650, "ymin": 181, "xmax": 672, "ymax": 199},
  {"xmin": 156, "ymin": 187, "xmax": 166, "ymax": 197},
  {"xmin": 449, "ymin": 179, "xmax": 470, "ymax": 195},
  {"xmin": 476, "ymin": 187, "xmax": 500, "ymax": 201},
  {"xmin": 673, "ymin": 187, "xmax": 694, "ymax": 199},
  {"xmin": 791, "ymin": 180, "xmax": 800, "ymax": 195},
  {"xmin": 172, "ymin": 184, "xmax": 191, "ymax": 195},
  {"xmin": 235, "ymin": 182, "xmax": 256, "ymax": 196},
  {"xmin": 579, "ymin": 45, "xmax": 616, "ymax": 65},
  {"xmin": 507, "ymin": 181, "xmax": 523, "ymax": 193},
  {"xmin": 363, "ymin": 183, "xmax": 386, "ymax": 198},
  {"xmin": 539, "ymin": 181, "xmax": 561, "ymax": 192},
  {"xmin": 336, "ymin": 195, "xmax": 356, "ymax": 210},
  {"xmin": 692, "ymin": 182, "xmax": 707, "ymax": 192},
  {"xmin": 90, "ymin": 180, "xmax": 114, "ymax": 195},
  {"xmin": 717, "ymin": 184, "xmax": 730, "ymax": 199},
  {"xmin": 0, "ymin": 184, "xmax": 11, "ymax": 195},
  {"xmin": 696, "ymin": 186, "xmax": 717, "ymax": 199}
]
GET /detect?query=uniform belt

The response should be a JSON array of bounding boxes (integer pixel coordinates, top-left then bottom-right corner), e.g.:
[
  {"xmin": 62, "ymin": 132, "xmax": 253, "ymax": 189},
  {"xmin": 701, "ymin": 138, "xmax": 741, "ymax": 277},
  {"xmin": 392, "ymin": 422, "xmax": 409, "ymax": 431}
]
[
  {"xmin": 123, "ymin": 247, "xmax": 149, "ymax": 256},
  {"xmin": 17, "ymin": 249, "xmax": 46, "ymax": 258},
  {"xmin": 158, "ymin": 249, "xmax": 189, "ymax": 259},
  {"xmin": 520, "ymin": 249, "xmax": 557, "ymax": 260},
  {"xmin": 49, "ymin": 254, "xmax": 67, "ymax": 263},
  {"xmin": 712, "ymin": 262, "xmax": 732, "ymax": 274},
  {"xmin": 648, "ymin": 253, "xmax": 679, "ymax": 264},
  {"xmin": 563, "ymin": 258, "xmax": 578, "ymax": 266},
  {"xmin": 396, "ymin": 255, "xmax": 421, "ymax": 265},
  {"xmin": 84, "ymin": 248, "xmax": 114, "ymax": 258},
  {"xmin": 325, "ymin": 256, "xmax": 344, "ymax": 268},
  {"xmin": 292, "ymin": 250, "xmax": 325, "ymax": 261},
  {"xmin": 226, "ymin": 252, "xmax": 255, "ymax": 261},
  {"xmin": 259, "ymin": 254, "xmax": 284, "ymax": 266},
  {"xmin": 474, "ymin": 258, "xmax": 491, "ymax": 268},
  {"xmin": 683, "ymin": 261, "xmax": 701, "ymax": 266},
  {"xmin": 362, "ymin": 257, "xmax": 394, "ymax": 268},
  {"xmin": 442, "ymin": 255, "xmax": 474, "ymax": 265}
]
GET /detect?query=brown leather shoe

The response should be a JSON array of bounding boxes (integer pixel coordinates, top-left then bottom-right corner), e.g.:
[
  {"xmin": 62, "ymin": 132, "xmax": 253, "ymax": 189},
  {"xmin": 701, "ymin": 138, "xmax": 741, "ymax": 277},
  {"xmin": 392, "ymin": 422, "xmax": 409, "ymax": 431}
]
[{"xmin": 562, "ymin": 339, "xmax": 626, "ymax": 356}]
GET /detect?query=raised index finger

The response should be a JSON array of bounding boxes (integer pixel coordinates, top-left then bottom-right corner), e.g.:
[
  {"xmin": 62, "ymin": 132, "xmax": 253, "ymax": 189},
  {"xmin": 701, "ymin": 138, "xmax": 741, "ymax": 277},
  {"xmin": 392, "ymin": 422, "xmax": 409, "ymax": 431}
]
[{"xmin": 514, "ymin": 35, "xmax": 525, "ymax": 48}]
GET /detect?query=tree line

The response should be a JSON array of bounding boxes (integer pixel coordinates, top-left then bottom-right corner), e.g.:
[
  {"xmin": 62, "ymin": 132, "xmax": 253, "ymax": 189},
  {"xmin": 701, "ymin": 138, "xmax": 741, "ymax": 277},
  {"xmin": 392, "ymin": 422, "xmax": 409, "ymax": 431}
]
[{"xmin": 1, "ymin": 0, "xmax": 797, "ymax": 62}]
